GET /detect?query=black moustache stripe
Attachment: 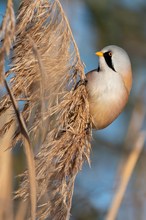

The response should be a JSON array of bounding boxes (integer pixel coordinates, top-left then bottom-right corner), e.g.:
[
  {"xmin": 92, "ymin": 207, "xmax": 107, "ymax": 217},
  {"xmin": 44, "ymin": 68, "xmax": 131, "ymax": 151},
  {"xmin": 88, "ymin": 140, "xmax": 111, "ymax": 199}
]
[{"xmin": 103, "ymin": 51, "xmax": 116, "ymax": 72}]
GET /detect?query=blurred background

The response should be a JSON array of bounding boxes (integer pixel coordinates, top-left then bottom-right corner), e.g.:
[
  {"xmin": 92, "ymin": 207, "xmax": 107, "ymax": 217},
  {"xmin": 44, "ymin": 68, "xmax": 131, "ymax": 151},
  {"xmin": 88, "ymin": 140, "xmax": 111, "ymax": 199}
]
[{"xmin": 0, "ymin": 0, "xmax": 146, "ymax": 219}]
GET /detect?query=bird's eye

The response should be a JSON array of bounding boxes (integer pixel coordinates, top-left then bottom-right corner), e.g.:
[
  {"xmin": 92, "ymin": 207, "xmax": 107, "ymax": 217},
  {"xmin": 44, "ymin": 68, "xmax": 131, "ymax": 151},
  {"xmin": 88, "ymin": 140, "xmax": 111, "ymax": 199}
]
[{"xmin": 108, "ymin": 52, "xmax": 112, "ymax": 56}]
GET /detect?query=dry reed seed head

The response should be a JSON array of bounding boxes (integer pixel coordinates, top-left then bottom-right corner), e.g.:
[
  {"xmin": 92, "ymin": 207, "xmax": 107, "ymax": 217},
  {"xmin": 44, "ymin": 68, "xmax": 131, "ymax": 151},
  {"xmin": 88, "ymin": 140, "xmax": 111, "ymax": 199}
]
[
  {"xmin": 6, "ymin": 0, "xmax": 86, "ymax": 140},
  {"xmin": 15, "ymin": 82, "xmax": 91, "ymax": 219},
  {"xmin": 0, "ymin": 0, "xmax": 15, "ymax": 84},
  {"xmin": 0, "ymin": 0, "xmax": 92, "ymax": 219}
]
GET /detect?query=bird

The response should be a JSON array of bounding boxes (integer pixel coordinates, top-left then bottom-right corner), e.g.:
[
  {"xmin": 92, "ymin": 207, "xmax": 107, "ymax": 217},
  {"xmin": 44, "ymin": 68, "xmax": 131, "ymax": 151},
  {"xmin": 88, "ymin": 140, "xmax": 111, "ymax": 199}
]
[{"xmin": 86, "ymin": 45, "xmax": 132, "ymax": 130}]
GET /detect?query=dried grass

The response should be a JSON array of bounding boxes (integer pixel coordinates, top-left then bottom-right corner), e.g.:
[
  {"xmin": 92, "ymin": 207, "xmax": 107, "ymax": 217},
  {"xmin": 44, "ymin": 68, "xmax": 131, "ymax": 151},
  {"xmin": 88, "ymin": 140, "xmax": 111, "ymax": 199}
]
[{"xmin": 0, "ymin": 0, "xmax": 91, "ymax": 219}]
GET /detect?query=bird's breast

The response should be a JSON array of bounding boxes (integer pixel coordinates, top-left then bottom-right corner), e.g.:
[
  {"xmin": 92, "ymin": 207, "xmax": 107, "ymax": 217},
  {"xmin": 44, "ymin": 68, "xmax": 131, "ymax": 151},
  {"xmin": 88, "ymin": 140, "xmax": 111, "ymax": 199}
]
[
  {"xmin": 86, "ymin": 72, "xmax": 129, "ymax": 129},
  {"xmin": 89, "ymin": 92, "xmax": 128, "ymax": 129}
]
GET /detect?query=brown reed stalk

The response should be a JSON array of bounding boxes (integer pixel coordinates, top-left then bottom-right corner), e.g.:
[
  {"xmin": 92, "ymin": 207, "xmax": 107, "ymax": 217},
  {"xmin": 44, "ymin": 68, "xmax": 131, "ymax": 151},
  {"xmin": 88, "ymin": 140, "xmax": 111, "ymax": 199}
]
[
  {"xmin": 15, "ymin": 201, "xmax": 28, "ymax": 220},
  {"xmin": 0, "ymin": 108, "xmax": 15, "ymax": 220},
  {"xmin": 0, "ymin": 0, "xmax": 15, "ymax": 82},
  {"xmin": 105, "ymin": 132, "xmax": 146, "ymax": 220},
  {"xmin": 3, "ymin": 77, "xmax": 37, "ymax": 220},
  {"xmin": 0, "ymin": 2, "xmax": 15, "ymax": 219},
  {"xmin": 0, "ymin": 0, "xmax": 92, "ymax": 219}
]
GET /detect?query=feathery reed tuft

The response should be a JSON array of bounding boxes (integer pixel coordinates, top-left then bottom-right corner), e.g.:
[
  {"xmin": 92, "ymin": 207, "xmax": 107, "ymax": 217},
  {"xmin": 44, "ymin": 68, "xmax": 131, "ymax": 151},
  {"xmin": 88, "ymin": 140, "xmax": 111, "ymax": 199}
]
[{"xmin": 0, "ymin": 0, "xmax": 92, "ymax": 219}]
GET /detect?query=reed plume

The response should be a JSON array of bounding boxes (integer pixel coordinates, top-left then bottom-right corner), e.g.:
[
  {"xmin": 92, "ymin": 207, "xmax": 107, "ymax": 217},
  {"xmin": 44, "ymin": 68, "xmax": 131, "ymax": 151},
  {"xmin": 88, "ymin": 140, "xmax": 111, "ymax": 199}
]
[{"xmin": 1, "ymin": 0, "xmax": 92, "ymax": 219}]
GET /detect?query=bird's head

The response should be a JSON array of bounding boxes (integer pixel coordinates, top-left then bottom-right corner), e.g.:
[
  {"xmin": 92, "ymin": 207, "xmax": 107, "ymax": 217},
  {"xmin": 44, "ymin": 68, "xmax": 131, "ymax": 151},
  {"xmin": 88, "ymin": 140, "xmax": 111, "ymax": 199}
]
[{"xmin": 96, "ymin": 45, "xmax": 132, "ymax": 94}]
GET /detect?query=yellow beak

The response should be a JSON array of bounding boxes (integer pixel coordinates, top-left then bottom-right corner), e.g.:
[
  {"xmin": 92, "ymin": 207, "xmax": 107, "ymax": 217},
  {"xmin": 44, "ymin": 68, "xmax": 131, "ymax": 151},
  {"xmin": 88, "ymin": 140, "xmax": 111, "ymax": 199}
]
[{"xmin": 95, "ymin": 51, "xmax": 103, "ymax": 57}]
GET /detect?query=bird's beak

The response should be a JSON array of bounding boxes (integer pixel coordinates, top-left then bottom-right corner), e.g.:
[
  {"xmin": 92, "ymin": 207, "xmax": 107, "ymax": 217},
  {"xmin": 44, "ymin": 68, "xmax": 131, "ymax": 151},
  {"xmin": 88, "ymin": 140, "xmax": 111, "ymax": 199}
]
[{"xmin": 95, "ymin": 51, "xmax": 103, "ymax": 57}]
